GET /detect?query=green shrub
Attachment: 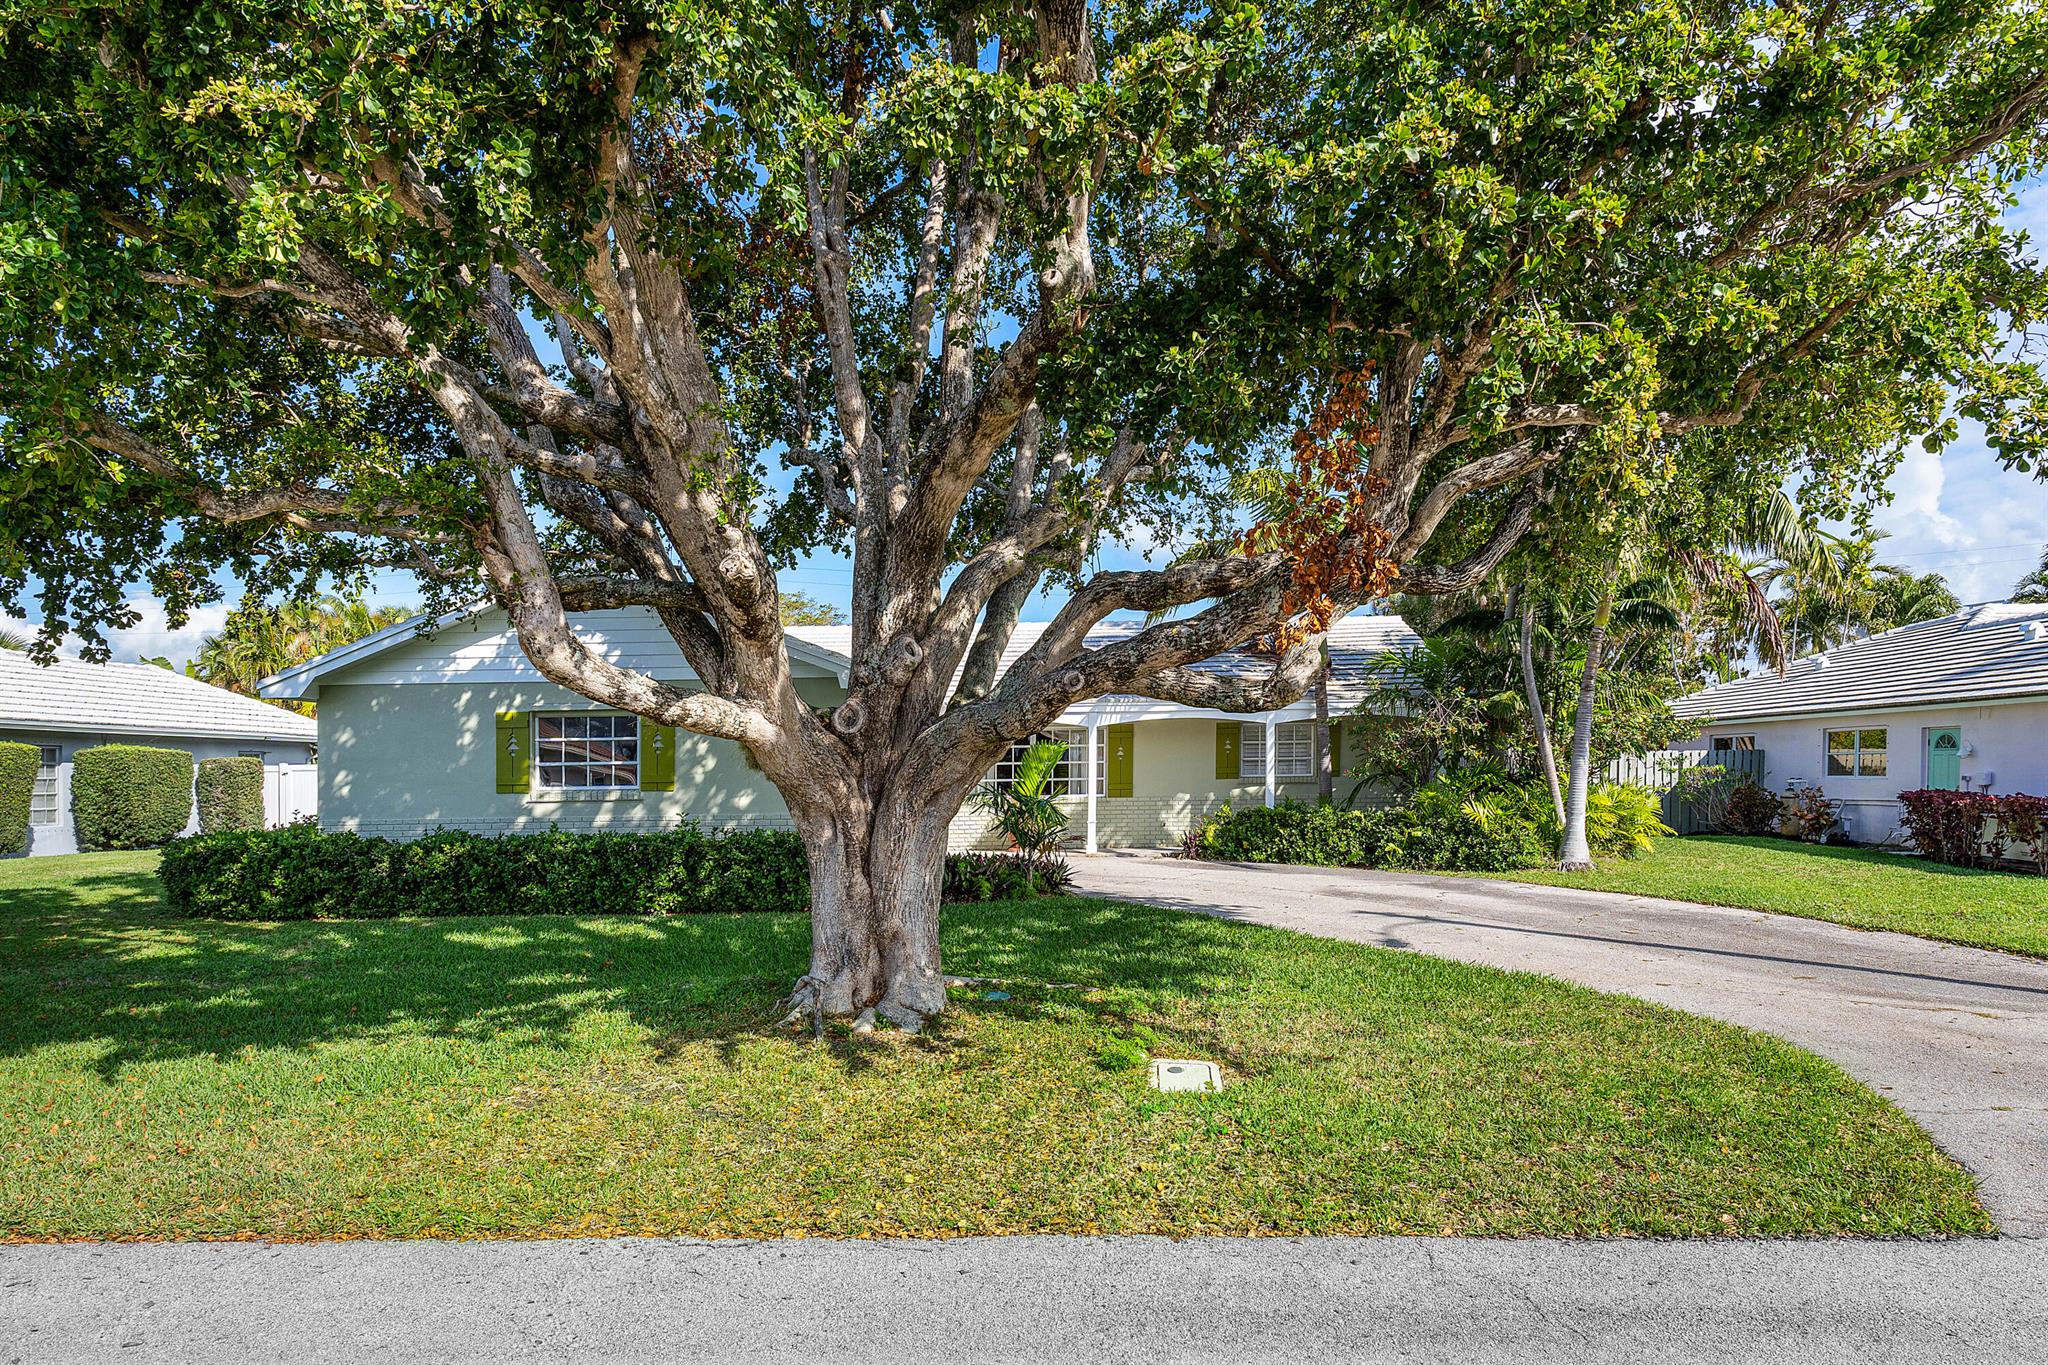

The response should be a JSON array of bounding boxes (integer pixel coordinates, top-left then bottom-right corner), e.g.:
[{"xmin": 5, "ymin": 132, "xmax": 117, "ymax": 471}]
[
  {"xmin": 162, "ymin": 823, "xmax": 1066, "ymax": 921},
  {"xmin": 160, "ymin": 822, "xmax": 811, "ymax": 920},
  {"xmin": 71, "ymin": 744, "xmax": 194, "ymax": 850},
  {"xmin": 0, "ymin": 741, "xmax": 37, "ymax": 856},
  {"xmin": 1190, "ymin": 781, "xmax": 1559, "ymax": 873},
  {"xmin": 942, "ymin": 851, "xmax": 1069, "ymax": 902},
  {"xmin": 1722, "ymin": 780, "xmax": 1782, "ymax": 836},
  {"xmin": 196, "ymin": 757, "xmax": 265, "ymax": 833},
  {"xmin": 1193, "ymin": 800, "xmax": 1380, "ymax": 866}
]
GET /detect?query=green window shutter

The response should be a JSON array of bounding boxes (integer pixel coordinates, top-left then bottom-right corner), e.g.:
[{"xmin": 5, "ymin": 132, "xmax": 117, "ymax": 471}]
[
  {"xmin": 1215, "ymin": 722, "xmax": 1239, "ymax": 780},
  {"xmin": 1106, "ymin": 724, "xmax": 1134, "ymax": 798},
  {"xmin": 495, "ymin": 711, "xmax": 530, "ymax": 794},
  {"xmin": 1328, "ymin": 721, "xmax": 1342, "ymax": 778},
  {"xmin": 642, "ymin": 724, "xmax": 677, "ymax": 791}
]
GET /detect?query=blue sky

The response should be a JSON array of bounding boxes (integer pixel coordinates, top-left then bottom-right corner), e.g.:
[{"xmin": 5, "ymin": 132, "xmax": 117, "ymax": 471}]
[{"xmin": 11, "ymin": 176, "xmax": 2048, "ymax": 662}]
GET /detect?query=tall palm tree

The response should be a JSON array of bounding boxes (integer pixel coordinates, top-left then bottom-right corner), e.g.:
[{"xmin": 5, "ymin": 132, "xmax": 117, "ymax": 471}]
[{"xmin": 1557, "ymin": 488, "xmax": 1834, "ymax": 868}]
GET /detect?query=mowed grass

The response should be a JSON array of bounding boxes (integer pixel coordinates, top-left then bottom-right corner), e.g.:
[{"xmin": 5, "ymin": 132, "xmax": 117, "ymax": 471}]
[
  {"xmin": 1482, "ymin": 836, "xmax": 2048, "ymax": 959},
  {"xmin": 0, "ymin": 851, "xmax": 1988, "ymax": 1241}
]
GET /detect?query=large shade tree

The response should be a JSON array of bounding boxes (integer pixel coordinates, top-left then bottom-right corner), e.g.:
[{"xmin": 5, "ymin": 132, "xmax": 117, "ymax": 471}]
[{"xmin": 3, "ymin": 1, "xmax": 2046, "ymax": 1027}]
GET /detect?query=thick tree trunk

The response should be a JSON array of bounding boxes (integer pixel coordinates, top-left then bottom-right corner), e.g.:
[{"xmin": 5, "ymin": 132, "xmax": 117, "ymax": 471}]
[
  {"xmin": 785, "ymin": 792, "xmax": 955, "ymax": 1032},
  {"xmin": 1519, "ymin": 596, "xmax": 1566, "ymax": 827},
  {"xmin": 1556, "ymin": 582, "xmax": 1616, "ymax": 871}
]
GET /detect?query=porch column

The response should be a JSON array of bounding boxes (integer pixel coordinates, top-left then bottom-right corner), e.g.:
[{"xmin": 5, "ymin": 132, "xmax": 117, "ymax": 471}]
[
  {"xmin": 1085, "ymin": 716, "xmax": 1100, "ymax": 853},
  {"xmin": 1264, "ymin": 714, "xmax": 1278, "ymax": 809}
]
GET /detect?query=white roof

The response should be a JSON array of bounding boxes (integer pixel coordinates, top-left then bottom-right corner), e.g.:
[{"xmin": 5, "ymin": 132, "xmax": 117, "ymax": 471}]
[
  {"xmin": 0, "ymin": 649, "xmax": 318, "ymax": 744},
  {"xmin": 1673, "ymin": 603, "xmax": 2048, "ymax": 723},
  {"xmin": 262, "ymin": 604, "xmax": 1419, "ymax": 720}
]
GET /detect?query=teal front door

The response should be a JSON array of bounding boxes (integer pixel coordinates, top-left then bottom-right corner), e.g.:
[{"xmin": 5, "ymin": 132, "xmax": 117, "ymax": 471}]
[{"xmin": 1926, "ymin": 728, "xmax": 1963, "ymax": 791}]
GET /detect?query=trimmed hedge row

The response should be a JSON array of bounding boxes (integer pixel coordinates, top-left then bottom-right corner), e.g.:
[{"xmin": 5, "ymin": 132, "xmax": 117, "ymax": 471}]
[
  {"xmin": 73, "ymin": 744, "xmax": 193, "ymax": 850},
  {"xmin": 0, "ymin": 741, "xmax": 37, "ymax": 856},
  {"xmin": 197, "ymin": 757, "xmax": 265, "ymax": 833},
  {"xmin": 158, "ymin": 824, "xmax": 1074, "ymax": 920},
  {"xmin": 159, "ymin": 823, "xmax": 813, "ymax": 919}
]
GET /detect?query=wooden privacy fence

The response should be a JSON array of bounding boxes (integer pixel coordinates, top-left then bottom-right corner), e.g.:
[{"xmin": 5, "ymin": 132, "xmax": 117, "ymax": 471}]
[{"xmin": 1600, "ymin": 749, "xmax": 1768, "ymax": 835}]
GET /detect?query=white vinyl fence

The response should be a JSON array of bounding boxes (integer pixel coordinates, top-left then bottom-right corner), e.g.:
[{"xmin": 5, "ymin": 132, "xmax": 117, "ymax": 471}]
[{"xmin": 263, "ymin": 762, "xmax": 319, "ymax": 827}]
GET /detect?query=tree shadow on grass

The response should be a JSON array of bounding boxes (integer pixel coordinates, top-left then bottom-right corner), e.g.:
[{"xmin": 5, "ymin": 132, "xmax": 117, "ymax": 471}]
[{"xmin": 0, "ymin": 870, "xmax": 1244, "ymax": 1080}]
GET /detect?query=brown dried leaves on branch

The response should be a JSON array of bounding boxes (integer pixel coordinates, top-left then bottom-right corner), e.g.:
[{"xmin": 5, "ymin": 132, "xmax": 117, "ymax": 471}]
[{"xmin": 1241, "ymin": 366, "xmax": 1398, "ymax": 650}]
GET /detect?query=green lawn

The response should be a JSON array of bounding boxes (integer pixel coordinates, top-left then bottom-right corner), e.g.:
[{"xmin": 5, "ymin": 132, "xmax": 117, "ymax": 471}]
[
  {"xmin": 0, "ymin": 850, "xmax": 1989, "ymax": 1241},
  {"xmin": 1481, "ymin": 836, "xmax": 2048, "ymax": 959}
]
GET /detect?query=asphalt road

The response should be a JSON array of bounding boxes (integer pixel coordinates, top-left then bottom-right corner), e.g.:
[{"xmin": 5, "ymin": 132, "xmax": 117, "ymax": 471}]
[
  {"xmin": 4, "ymin": 1234, "xmax": 2046, "ymax": 1364},
  {"xmin": 1073, "ymin": 854, "xmax": 2048, "ymax": 1237}
]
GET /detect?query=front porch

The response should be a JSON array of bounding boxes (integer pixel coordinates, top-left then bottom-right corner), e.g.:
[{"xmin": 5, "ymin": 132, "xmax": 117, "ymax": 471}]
[{"xmin": 946, "ymin": 701, "xmax": 1379, "ymax": 854}]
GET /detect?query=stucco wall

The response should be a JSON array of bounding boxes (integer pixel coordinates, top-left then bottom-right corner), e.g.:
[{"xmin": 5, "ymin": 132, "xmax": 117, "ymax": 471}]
[
  {"xmin": 1684, "ymin": 699, "xmax": 2048, "ymax": 844},
  {"xmin": 320, "ymin": 690, "xmax": 1386, "ymax": 853},
  {"xmin": 316, "ymin": 680, "xmax": 849, "ymax": 840},
  {"xmin": 0, "ymin": 729, "xmax": 317, "ymax": 857}
]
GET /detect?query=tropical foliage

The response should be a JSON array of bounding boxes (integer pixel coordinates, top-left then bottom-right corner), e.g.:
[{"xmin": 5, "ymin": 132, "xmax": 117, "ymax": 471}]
[
  {"xmin": 193, "ymin": 595, "xmax": 412, "ymax": 714},
  {"xmin": 973, "ymin": 738, "xmax": 1073, "ymax": 876},
  {"xmin": 2012, "ymin": 550, "xmax": 2048, "ymax": 605}
]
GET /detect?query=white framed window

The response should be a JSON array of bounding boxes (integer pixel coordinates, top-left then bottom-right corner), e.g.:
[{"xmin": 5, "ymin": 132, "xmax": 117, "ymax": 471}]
[
  {"xmin": 237, "ymin": 748, "xmax": 266, "ymax": 760},
  {"xmin": 1824, "ymin": 727, "xmax": 1887, "ymax": 778},
  {"xmin": 1239, "ymin": 722, "xmax": 1313, "ymax": 780},
  {"xmin": 29, "ymin": 745, "xmax": 60, "ymax": 825},
  {"xmin": 1710, "ymin": 734, "xmax": 1756, "ymax": 752},
  {"xmin": 535, "ymin": 713, "xmax": 640, "ymax": 789},
  {"xmin": 986, "ymin": 726, "xmax": 1091, "ymax": 796}
]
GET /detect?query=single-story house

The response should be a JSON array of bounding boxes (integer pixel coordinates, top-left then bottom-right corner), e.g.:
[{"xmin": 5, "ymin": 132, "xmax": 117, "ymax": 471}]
[
  {"xmin": 258, "ymin": 608, "xmax": 1419, "ymax": 852},
  {"xmin": 1, "ymin": 650, "xmax": 319, "ymax": 856},
  {"xmin": 1672, "ymin": 602, "xmax": 2048, "ymax": 844}
]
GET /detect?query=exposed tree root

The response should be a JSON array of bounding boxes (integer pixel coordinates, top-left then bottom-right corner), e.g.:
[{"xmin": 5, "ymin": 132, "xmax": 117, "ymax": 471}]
[{"xmin": 777, "ymin": 977, "xmax": 935, "ymax": 1037}]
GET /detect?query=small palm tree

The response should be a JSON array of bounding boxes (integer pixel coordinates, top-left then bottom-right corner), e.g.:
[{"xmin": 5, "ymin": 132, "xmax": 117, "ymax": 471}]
[
  {"xmin": 973, "ymin": 738, "xmax": 1072, "ymax": 882},
  {"xmin": 0, "ymin": 626, "xmax": 29, "ymax": 651}
]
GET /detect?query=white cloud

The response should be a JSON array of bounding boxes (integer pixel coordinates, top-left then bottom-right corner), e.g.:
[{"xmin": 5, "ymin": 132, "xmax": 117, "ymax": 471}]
[
  {"xmin": 1, "ymin": 597, "xmax": 231, "ymax": 666},
  {"xmin": 1867, "ymin": 425, "xmax": 2048, "ymax": 604}
]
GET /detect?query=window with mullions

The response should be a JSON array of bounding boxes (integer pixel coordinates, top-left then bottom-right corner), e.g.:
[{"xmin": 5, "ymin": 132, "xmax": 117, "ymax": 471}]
[
  {"xmin": 535, "ymin": 713, "xmax": 640, "ymax": 789},
  {"xmin": 29, "ymin": 746, "xmax": 59, "ymax": 825},
  {"xmin": 985, "ymin": 727, "xmax": 1094, "ymax": 796},
  {"xmin": 1824, "ymin": 728, "xmax": 1887, "ymax": 777}
]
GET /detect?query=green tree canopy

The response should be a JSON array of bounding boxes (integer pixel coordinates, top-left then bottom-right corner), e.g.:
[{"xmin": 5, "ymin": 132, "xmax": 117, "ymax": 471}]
[{"xmin": 2, "ymin": 1, "xmax": 2045, "ymax": 1024}]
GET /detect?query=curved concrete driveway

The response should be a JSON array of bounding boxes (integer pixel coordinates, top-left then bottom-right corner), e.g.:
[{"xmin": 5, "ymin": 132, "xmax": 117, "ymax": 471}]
[{"xmin": 1072, "ymin": 853, "xmax": 2048, "ymax": 1237}]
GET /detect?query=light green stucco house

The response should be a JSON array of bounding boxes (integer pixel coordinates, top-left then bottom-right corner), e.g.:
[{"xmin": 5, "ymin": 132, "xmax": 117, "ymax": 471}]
[{"xmin": 260, "ymin": 608, "xmax": 1418, "ymax": 852}]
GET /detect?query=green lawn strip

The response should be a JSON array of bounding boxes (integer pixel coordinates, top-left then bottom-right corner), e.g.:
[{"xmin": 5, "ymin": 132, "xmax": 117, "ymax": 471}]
[
  {"xmin": 1471, "ymin": 836, "xmax": 2048, "ymax": 959},
  {"xmin": 0, "ymin": 850, "xmax": 1987, "ymax": 1240}
]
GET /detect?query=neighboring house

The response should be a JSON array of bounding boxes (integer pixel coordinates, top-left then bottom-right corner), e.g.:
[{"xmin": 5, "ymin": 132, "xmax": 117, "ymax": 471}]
[
  {"xmin": 259, "ymin": 608, "xmax": 1420, "ymax": 852},
  {"xmin": 0, "ymin": 651, "xmax": 319, "ymax": 856},
  {"xmin": 1672, "ymin": 602, "xmax": 2048, "ymax": 844}
]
